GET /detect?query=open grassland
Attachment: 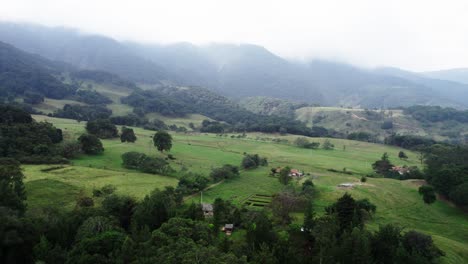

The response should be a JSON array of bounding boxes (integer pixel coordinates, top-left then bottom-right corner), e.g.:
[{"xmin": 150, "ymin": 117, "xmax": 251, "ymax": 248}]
[{"xmin": 25, "ymin": 115, "xmax": 468, "ymax": 263}]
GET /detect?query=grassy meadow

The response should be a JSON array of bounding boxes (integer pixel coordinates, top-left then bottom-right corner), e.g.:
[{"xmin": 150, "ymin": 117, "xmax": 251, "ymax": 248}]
[{"xmin": 24, "ymin": 115, "xmax": 468, "ymax": 263}]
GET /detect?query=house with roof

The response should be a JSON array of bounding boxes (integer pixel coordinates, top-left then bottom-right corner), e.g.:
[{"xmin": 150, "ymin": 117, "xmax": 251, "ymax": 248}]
[
  {"xmin": 391, "ymin": 166, "xmax": 410, "ymax": 175},
  {"xmin": 222, "ymin": 224, "xmax": 234, "ymax": 235},
  {"xmin": 289, "ymin": 169, "xmax": 304, "ymax": 177},
  {"xmin": 202, "ymin": 203, "xmax": 213, "ymax": 218}
]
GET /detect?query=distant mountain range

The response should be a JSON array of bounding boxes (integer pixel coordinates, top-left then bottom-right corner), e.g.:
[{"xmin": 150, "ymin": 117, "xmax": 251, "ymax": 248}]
[{"xmin": 1, "ymin": 22, "xmax": 468, "ymax": 108}]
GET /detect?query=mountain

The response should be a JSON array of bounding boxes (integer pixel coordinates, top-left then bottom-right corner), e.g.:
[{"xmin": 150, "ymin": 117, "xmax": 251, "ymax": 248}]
[
  {"xmin": 2, "ymin": 22, "xmax": 468, "ymax": 109},
  {"xmin": 423, "ymin": 68, "xmax": 468, "ymax": 85},
  {"xmin": 0, "ymin": 41, "xmax": 75, "ymax": 99},
  {"xmin": 0, "ymin": 23, "xmax": 170, "ymax": 83}
]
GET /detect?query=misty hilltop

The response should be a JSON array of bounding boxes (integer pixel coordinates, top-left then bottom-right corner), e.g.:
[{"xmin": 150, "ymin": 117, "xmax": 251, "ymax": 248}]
[{"xmin": 1, "ymin": 22, "xmax": 468, "ymax": 109}]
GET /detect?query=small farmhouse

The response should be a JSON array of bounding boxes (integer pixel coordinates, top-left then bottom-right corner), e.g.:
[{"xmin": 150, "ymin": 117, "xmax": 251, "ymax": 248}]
[
  {"xmin": 202, "ymin": 203, "xmax": 213, "ymax": 218},
  {"xmin": 391, "ymin": 166, "xmax": 410, "ymax": 175},
  {"xmin": 289, "ymin": 169, "xmax": 304, "ymax": 177},
  {"xmin": 223, "ymin": 224, "xmax": 234, "ymax": 235}
]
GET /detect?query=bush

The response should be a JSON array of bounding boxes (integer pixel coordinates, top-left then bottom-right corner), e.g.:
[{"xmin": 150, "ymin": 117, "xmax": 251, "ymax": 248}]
[
  {"xmin": 322, "ymin": 139, "xmax": 334, "ymax": 150},
  {"xmin": 86, "ymin": 119, "xmax": 118, "ymax": 139},
  {"xmin": 241, "ymin": 154, "xmax": 268, "ymax": 169},
  {"xmin": 210, "ymin": 164, "xmax": 240, "ymax": 182},
  {"xmin": 120, "ymin": 127, "xmax": 137, "ymax": 143},
  {"xmin": 59, "ymin": 141, "xmax": 82, "ymax": 159},
  {"xmin": 78, "ymin": 134, "xmax": 104, "ymax": 155},
  {"xmin": 76, "ymin": 196, "xmax": 94, "ymax": 207},
  {"xmin": 121, "ymin": 151, "xmax": 174, "ymax": 175},
  {"xmin": 122, "ymin": 152, "xmax": 147, "ymax": 169},
  {"xmin": 177, "ymin": 173, "xmax": 210, "ymax": 194}
]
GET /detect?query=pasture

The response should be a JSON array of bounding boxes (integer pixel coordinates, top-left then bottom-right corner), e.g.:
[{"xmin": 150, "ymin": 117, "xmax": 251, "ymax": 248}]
[{"xmin": 23, "ymin": 115, "xmax": 468, "ymax": 263}]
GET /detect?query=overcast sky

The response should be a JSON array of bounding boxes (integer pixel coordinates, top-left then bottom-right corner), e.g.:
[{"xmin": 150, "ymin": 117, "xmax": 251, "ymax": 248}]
[{"xmin": 1, "ymin": 0, "xmax": 468, "ymax": 71}]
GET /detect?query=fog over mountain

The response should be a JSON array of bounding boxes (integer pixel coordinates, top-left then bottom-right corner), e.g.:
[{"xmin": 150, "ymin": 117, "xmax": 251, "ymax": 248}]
[{"xmin": 1, "ymin": 22, "xmax": 468, "ymax": 109}]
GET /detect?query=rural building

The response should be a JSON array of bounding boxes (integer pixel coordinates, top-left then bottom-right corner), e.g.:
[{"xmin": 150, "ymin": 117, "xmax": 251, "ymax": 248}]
[
  {"xmin": 223, "ymin": 224, "xmax": 234, "ymax": 235},
  {"xmin": 289, "ymin": 169, "xmax": 304, "ymax": 177},
  {"xmin": 202, "ymin": 203, "xmax": 213, "ymax": 218},
  {"xmin": 391, "ymin": 166, "xmax": 410, "ymax": 175}
]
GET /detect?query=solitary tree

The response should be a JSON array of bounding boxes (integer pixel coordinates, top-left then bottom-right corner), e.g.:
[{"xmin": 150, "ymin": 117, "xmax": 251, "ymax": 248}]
[
  {"xmin": 418, "ymin": 185, "xmax": 436, "ymax": 205},
  {"xmin": 120, "ymin": 127, "xmax": 137, "ymax": 143},
  {"xmin": 279, "ymin": 166, "xmax": 291, "ymax": 185},
  {"xmin": 153, "ymin": 131, "xmax": 172, "ymax": 152},
  {"xmin": 398, "ymin": 151, "xmax": 408, "ymax": 160},
  {"xmin": 322, "ymin": 139, "xmax": 334, "ymax": 150},
  {"xmin": 78, "ymin": 134, "xmax": 104, "ymax": 154}
]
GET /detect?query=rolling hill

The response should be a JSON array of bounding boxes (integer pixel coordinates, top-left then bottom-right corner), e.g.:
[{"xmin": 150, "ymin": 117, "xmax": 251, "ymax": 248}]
[{"xmin": 2, "ymin": 22, "xmax": 468, "ymax": 108}]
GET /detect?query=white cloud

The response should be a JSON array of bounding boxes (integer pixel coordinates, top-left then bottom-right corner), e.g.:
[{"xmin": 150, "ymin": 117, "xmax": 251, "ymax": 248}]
[{"xmin": 1, "ymin": 0, "xmax": 468, "ymax": 71}]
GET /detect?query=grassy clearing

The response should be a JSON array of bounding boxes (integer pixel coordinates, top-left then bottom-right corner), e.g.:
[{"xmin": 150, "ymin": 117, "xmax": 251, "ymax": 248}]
[{"xmin": 24, "ymin": 114, "xmax": 468, "ymax": 263}]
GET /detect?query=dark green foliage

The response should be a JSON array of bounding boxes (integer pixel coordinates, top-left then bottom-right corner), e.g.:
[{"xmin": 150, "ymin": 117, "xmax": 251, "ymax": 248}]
[
  {"xmin": 121, "ymin": 151, "xmax": 173, "ymax": 175},
  {"xmin": 200, "ymin": 120, "xmax": 227, "ymax": 133},
  {"xmin": 53, "ymin": 104, "xmax": 112, "ymax": 121},
  {"xmin": 33, "ymin": 236, "xmax": 67, "ymax": 264},
  {"xmin": 76, "ymin": 196, "xmax": 94, "ymax": 208},
  {"xmin": 78, "ymin": 134, "xmax": 104, "ymax": 155},
  {"xmin": 71, "ymin": 70, "xmax": 137, "ymax": 89},
  {"xmin": 122, "ymin": 87, "xmax": 323, "ymax": 137},
  {"xmin": 212, "ymin": 198, "xmax": 242, "ymax": 228},
  {"xmin": 301, "ymin": 179, "xmax": 315, "ymax": 197},
  {"xmin": 120, "ymin": 126, "xmax": 137, "ymax": 143},
  {"xmin": 371, "ymin": 224, "xmax": 403, "ymax": 264},
  {"xmin": 121, "ymin": 152, "xmax": 146, "ymax": 169},
  {"xmin": 0, "ymin": 41, "xmax": 76, "ymax": 100},
  {"xmin": 279, "ymin": 166, "xmax": 291, "ymax": 185},
  {"xmin": 398, "ymin": 150, "xmax": 408, "ymax": 160},
  {"xmin": 75, "ymin": 90, "xmax": 112, "ymax": 105},
  {"xmin": 404, "ymin": 105, "xmax": 468, "ymax": 123},
  {"xmin": 86, "ymin": 119, "xmax": 118, "ymax": 139},
  {"xmin": 326, "ymin": 193, "xmax": 376, "ymax": 231},
  {"xmin": 23, "ymin": 91, "xmax": 44, "ymax": 104},
  {"xmin": 381, "ymin": 120, "xmax": 394, "ymax": 129},
  {"xmin": 153, "ymin": 131, "xmax": 172, "ymax": 152},
  {"xmin": 143, "ymin": 118, "xmax": 168, "ymax": 131},
  {"xmin": 0, "ymin": 207, "xmax": 37, "ymax": 264},
  {"xmin": 418, "ymin": 186, "xmax": 437, "ymax": 205},
  {"xmin": 132, "ymin": 187, "xmax": 181, "ymax": 230},
  {"xmin": 0, "ymin": 105, "xmax": 65, "ymax": 163},
  {"xmin": 67, "ymin": 230, "xmax": 126, "ymax": 264},
  {"xmin": 347, "ymin": 132, "xmax": 376, "ymax": 142},
  {"xmin": 449, "ymin": 182, "xmax": 468, "ymax": 206},
  {"xmin": 241, "ymin": 153, "xmax": 268, "ymax": 169},
  {"xmin": 372, "ymin": 153, "xmax": 393, "ymax": 176},
  {"xmin": 176, "ymin": 172, "xmax": 210, "ymax": 195},
  {"xmin": 424, "ymin": 144, "xmax": 468, "ymax": 206},
  {"xmin": 385, "ymin": 134, "xmax": 436, "ymax": 149},
  {"xmin": 59, "ymin": 141, "xmax": 82, "ymax": 159},
  {"xmin": 294, "ymin": 137, "xmax": 320, "ymax": 149},
  {"xmin": 322, "ymin": 139, "xmax": 335, "ymax": 150},
  {"xmin": 182, "ymin": 203, "xmax": 204, "ymax": 221},
  {"xmin": 246, "ymin": 211, "xmax": 276, "ymax": 250},
  {"xmin": 110, "ymin": 114, "xmax": 148, "ymax": 127},
  {"xmin": 139, "ymin": 156, "xmax": 173, "ymax": 175},
  {"xmin": 401, "ymin": 231, "xmax": 445, "ymax": 262},
  {"xmin": 0, "ymin": 158, "xmax": 26, "ymax": 214},
  {"xmin": 210, "ymin": 164, "xmax": 240, "ymax": 182},
  {"xmin": 102, "ymin": 194, "xmax": 137, "ymax": 231}
]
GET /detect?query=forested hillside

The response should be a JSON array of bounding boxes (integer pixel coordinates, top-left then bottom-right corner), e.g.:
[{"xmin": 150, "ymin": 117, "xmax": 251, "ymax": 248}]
[{"xmin": 2, "ymin": 22, "xmax": 468, "ymax": 109}]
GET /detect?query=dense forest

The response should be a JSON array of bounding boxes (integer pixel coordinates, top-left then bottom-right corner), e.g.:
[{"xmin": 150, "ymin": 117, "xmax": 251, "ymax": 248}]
[{"xmin": 122, "ymin": 86, "xmax": 334, "ymax": 136}]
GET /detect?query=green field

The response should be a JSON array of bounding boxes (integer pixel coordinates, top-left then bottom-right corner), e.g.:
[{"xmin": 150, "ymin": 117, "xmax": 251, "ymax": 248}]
[{"xmin": 24, "ymin": 115, "xmax": 468, "ymax": 263}]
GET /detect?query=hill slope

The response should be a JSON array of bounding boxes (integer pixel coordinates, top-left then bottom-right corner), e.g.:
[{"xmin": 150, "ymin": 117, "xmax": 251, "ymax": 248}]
[{"xmin": 2, "ymin": 22, "xmax": 468, "ymax": 108}]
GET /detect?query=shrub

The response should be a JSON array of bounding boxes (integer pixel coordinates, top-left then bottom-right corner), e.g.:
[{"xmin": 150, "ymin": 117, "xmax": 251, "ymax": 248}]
[
  {"xmin": 78, "ymin": 134, "xmax": 104, "ymax": 155},
  {"xmin": 76, "ymin": 196, "xmax": 94, "ymax": 207},
  {"xmin": 86, "ymin": 119, "xmax": 118, "ymax": 139}
]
